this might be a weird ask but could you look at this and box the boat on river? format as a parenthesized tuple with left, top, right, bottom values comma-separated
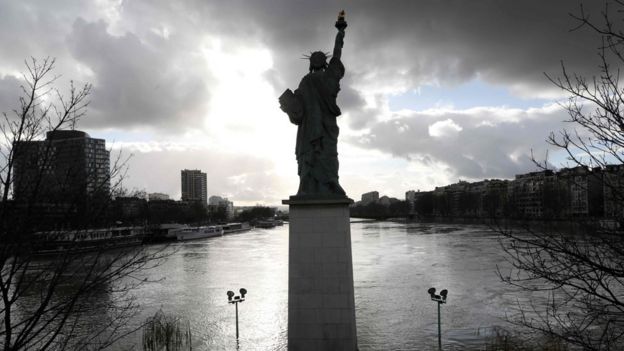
(174, 225, 224, 241)
(255, 220, 277, 228)
(222, 222, 251, 235)
(34, 226, 145, 255)
(147, 223, 190, 242)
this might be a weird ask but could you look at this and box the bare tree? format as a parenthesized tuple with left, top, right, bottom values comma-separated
(0, 58, 166, 350)
(498, 2, 624, 349)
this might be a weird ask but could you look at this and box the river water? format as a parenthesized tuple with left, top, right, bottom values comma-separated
(117, 221, 526, 350)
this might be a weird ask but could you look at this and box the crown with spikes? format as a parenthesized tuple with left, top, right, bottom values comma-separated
(302, 51, 332, 72)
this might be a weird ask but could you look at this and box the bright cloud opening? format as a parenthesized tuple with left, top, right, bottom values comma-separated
(428, 119, 463, 138)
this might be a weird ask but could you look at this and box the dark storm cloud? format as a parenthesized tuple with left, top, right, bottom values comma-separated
(0, 0, 606, 130)
(0, 76, 23, 117)
(351, 106, 570, 180)
(0, 1, 78, 70)
(243, 0, 603, 98)
(66, 19, 212, 130)
(335, 82, 373, 129)
(183, 0, 605, 139)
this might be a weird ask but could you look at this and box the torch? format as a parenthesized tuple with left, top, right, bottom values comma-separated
(335, 10, 347, 30)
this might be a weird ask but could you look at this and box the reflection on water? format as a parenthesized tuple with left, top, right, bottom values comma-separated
(107, 222, 523, 350)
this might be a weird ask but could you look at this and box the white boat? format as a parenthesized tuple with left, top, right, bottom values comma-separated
(35, 226, 145, 255)
(144, 223, 190, 243)
(158, 223, 190, 239)
(174, 226, 224, 241)
(222, 222, 251, 235)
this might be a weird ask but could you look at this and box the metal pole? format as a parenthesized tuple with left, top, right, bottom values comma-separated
(437, 301, 442, 351)
(235, 301, 239, 339)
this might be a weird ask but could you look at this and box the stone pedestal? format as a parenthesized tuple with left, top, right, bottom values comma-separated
(283, 197, 358, 351)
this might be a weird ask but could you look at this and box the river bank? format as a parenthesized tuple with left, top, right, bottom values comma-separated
(353, 215, 619, 234)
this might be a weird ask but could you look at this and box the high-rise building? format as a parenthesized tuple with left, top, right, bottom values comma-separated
(361, 191, 379, 205)
(13, 130, 110, 202)
(181, 169, 207, 204)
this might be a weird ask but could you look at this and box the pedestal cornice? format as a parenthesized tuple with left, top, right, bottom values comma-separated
(282, 195, 354, 206)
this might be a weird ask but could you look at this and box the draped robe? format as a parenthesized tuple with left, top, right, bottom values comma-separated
(287, 56, 346, 196)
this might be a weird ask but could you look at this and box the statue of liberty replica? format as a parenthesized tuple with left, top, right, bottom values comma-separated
(279, 10, 348, 197)
(280, 11, 358, 351)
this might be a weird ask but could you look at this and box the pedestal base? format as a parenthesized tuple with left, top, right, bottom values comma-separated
(283, 197, 358, 351)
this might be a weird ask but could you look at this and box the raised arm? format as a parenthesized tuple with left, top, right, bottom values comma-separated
(333, 10, 347, 60)
(333, 30, 345, 60)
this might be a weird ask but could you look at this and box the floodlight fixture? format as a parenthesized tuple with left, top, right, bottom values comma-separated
(440, 289, 448, 301)
(427, 286, 449, 351)
(226, 288, 248, 340)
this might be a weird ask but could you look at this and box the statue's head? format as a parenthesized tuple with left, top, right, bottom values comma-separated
(308, 51, 329, 72)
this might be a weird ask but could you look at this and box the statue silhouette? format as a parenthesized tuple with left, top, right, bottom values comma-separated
(280, 12, 348, 197)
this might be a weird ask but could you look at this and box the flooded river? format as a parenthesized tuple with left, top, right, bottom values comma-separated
(113, 221, 524, 350)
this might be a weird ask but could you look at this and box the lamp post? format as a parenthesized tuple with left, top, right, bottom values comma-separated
(427, 287, 448, 351)
(227, 288, 247, 340)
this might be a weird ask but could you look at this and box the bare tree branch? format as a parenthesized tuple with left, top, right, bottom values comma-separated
(0, 58, 169, 350)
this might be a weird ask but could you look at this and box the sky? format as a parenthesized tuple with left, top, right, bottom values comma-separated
(0, 0, 609, 205)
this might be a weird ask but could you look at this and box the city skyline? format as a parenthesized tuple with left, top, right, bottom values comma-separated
(0, 1, 606, 205)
